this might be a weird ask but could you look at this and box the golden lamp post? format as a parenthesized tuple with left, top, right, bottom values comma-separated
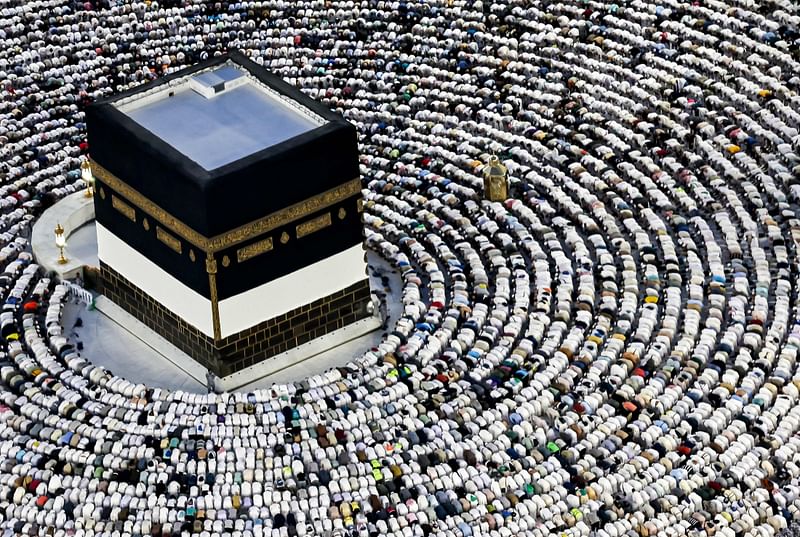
(54, 223, 68, 264)
(81, 160, 95, 198)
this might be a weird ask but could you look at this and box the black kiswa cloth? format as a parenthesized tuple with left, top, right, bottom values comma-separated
(87, 50, 359, 237)
(88, 50, 366, 300)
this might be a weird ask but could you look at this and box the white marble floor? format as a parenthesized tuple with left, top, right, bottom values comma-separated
(61, 249, 402, 393)
(32, 191, 96, 279)
(67, 222, 99, 268)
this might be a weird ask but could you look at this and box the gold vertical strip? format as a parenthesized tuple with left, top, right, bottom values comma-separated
(206, 253, 221, 341)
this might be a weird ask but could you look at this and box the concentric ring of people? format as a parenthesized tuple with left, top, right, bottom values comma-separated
(0, 0, 799, 536)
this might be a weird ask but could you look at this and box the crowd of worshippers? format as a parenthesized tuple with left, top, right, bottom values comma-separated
(0, 1, 800, 537)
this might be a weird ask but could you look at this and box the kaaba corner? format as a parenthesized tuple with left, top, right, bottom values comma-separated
(86, 50, 377, 378)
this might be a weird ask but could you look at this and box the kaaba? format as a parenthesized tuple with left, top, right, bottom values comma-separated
(86, 51, 373, 377)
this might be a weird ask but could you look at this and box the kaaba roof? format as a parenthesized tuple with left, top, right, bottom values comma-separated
(116, 64, 324, 171)
(86, 51, 360, 237)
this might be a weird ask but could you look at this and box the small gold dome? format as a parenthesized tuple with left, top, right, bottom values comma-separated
(483, 155, 508, 202)
(484, 155, 507, 179)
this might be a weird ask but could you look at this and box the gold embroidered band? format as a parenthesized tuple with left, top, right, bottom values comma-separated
(111, 195, 136, 222)
(156, 226, 182, 254)
(91, 159, 361, 253)
(296, 212, 332, 239)
(237, 237, 274, 263)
